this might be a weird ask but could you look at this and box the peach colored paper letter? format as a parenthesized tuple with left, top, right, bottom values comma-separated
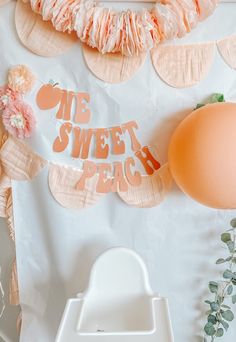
(110, 126, 125, 155)
(124, 157, 142, 187)
(135, 146, 160, 175)
(72, 127, 93, 159)
(111, 162, 128, 192)
(76, 161, 97, 191)
(53, 122, 72, 153)
(74, 93, 91, 124)
(122, 121, 141, 152)
(95, 129, 109, 159)
(96, 163, 112, 193)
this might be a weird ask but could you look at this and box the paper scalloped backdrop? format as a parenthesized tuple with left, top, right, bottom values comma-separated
(150, 42, 215, 88)
(0, 136, 172, 209)
(83, 45, 146, 84)
(15, 0, 77, 57)
(13, 1, 236, 86)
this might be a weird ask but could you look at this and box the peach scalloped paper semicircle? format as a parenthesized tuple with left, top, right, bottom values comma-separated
(15, 0, 77, 57)
(49, 164, 105, 210)
(0, 136, 47, 180)
(83, 44, 146, 84)
(117, 163, 173, 208)
(151, 42, 215, 88)
(217, 35, 236, 69)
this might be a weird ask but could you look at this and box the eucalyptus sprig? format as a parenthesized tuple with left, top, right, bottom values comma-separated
(204, 219, 236, 341)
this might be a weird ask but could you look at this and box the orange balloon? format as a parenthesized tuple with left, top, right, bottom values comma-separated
(168, 102, 236, 208)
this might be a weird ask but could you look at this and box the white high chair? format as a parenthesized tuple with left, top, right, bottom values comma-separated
(56, 247, 174, 342)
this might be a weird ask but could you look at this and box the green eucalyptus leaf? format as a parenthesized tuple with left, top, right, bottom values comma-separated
(221, 233, 232, 243)
(215, 327, 224, 337)
(223, 269, 233, 279)
(204, 322, 216, 336)
(220, 319, 229, 331)
(216, 258, 226, 264)
(208, 314, 217, 324)
(205, 300, 212, 305)
(222, 304, 231, 309)
(232, 294, 236, 304)
(225, 256, 233, 262)
(222, 310, 234, 321)
(230, 218, 236, 228)
(227, 285, 233, 295)
(216, 328, 224, 337)
(227, 241, 235, 253)
(232, 257, 236, 263)
(210, 302, 220, 312)
(209, 282, 218, 293)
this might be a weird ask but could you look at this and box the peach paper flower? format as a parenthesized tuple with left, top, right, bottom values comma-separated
(8, 65, 36, 94)
(0, 85, 22, 111)
(2, 100, 36, 139)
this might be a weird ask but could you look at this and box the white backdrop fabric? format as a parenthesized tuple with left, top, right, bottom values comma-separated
(1, 2, 236, 341)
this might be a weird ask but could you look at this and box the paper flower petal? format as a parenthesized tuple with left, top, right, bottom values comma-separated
(217, 35, 236, 69)
(83, 44, 146, 83)
(151, 42, 215, 88)
(15, 0, 77, 57)
(0, 136, 47, 180)
(49, 164, 105, 209)
(117, 164, 172, 208)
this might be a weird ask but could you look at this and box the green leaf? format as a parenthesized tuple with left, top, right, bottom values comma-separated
(230, 218, 236, 228)
(220, 319, 229, 331)
(210, 93, 225, 103)
(232, 257, 236, 263)
(227, 285, 233, 295)
(195, 103, 205, 110)
(232, 294, 236, 304)
(216, 258, 226, 264)
(210, 302, 220, 312)
(221, 233, 232, 243)
(225, 256, 233, 262)
(222, 310, 234, 321)
(216, 328, 224, 337)
(222, 304, 231, 309)
(227, 241, 235, 252)
(208, 314, 217, 324)
(205, 300, 212, 305)
(223, 269, 233, 279)
(204, 322, 216, 336)
(209, 282, 218, 293)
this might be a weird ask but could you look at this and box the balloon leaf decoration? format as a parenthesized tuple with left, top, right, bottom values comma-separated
(195, 93, 225, 110)
(204, 219, 236, 341)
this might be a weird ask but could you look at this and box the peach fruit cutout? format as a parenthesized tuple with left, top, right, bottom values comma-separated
(168, 102, 236, 209)
(36, 81, 62, 110)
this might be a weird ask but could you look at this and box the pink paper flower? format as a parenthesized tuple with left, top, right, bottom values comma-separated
(8, 65, 36, 94)
(2, 100, 36, 139)
(0, 85, 22, 111)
